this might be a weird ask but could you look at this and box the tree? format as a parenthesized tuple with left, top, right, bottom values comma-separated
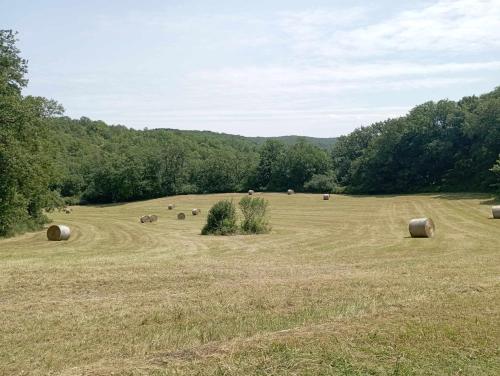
(0, 30, 27, 95)
(304, 172, 337, 193)
(491, 155, 500, 195)
(0, 30, 63, 236)
(255, 140, 286, 190)
(285, 139, 330, 191)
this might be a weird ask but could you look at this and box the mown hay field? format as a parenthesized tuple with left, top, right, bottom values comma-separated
(0, 193, 499, 375)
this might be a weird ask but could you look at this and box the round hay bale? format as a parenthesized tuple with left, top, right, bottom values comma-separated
(287, 189, 294, 195)
(149, 214, 158, 222)
(168, 204, 175, 210)
(47, 225, 71, 241)
(248, 190, 255, 195)
(492, 206, 500, 219)
(140, 215, 151, 223)
(177, 212, 186, 220)
(192, 208, 200, 215)
(408, 218, 435, 238)
(323, 194, 330, 200)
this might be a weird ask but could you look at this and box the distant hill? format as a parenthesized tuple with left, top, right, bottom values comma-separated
(156, 129, 337, 149)
(247, 135, 337, 149)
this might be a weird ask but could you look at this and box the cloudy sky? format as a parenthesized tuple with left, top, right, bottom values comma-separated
(2, 0, 500, 137)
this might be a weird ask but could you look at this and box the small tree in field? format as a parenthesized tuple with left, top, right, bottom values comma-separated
(201, 200, 237, 235)
(239, 197, 270, 234)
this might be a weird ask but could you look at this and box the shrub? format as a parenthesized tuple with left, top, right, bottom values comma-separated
(304, 173, 337, 193)
(201, 200, 237, 235)
(239, 197, 270, 234)
(63, 195, 81, 206)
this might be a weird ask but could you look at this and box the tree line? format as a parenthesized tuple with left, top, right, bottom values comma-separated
(1, 30, 499, 236)
(332, 91, 500, 193)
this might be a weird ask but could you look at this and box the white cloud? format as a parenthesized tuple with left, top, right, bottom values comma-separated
(177, 0, 500, 133)
(281, 0, 500, 58)
(22, 0, 500, 136)
(192, 61, 500, 87)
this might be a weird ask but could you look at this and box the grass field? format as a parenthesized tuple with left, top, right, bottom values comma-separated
(0, 193, 499, 375)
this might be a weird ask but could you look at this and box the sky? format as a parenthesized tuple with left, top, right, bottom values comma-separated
(1, 0, 500, 137)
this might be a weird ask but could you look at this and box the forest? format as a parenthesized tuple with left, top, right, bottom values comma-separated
(1, 30, 500, 236)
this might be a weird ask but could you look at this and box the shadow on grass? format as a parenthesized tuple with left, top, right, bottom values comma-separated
(339, 192, 499, 206)
(342, 192, 491, 199)
(480, 198, 500, 205)
(430, 192, 497, 204)
(81, 202, 128, 208)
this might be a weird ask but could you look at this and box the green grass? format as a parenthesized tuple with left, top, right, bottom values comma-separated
(0, 193, 499, 375)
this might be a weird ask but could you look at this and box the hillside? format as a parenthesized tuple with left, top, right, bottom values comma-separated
(156, 129, 337, 149)
(1, 192, 498, 374)
(247, 135, 337, 149)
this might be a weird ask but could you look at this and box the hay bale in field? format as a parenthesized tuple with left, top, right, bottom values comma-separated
(192, 208, 200, 215)
(323, 194, 330, 200)
(177, 212, 186, 220)
(149, 214, 158, 222)
(248, 190, 255, 195)
(47, 225, 71, 241)
(168, 204, 175, 210)
(408, 218, 435, 238)
(287, 189, 294, 195)
(140, 215, 151, 223)
(492, 206, 500, 219)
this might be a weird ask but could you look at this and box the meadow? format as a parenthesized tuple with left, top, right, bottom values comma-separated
(0, 193, 499, 375)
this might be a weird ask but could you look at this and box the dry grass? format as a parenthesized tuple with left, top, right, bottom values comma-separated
(0, 193, 499, 375)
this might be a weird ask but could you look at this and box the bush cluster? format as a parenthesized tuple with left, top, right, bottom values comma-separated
(201, 200, 238, 235)
(201, 197, 270, 235)
(239, 197, 270, 234)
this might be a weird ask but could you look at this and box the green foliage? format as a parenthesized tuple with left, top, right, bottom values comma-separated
(239, 197, 270, 234)
(304, 172, 337, 193)
(333, 89, 500, 194)
(255, 139, 330, 192)
(255, 140, 287, 190)
(0, 30, 63, 236)
(201, 200, 238, 235)
(285, 139, 331, 191)
(0, 30, 27, 95)
(45, 118, 261, 203)
(247, 135, 337, 149)
(490, 155, 500, 195)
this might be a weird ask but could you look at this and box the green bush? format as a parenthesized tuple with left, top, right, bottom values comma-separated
(304, 173, 337, 193)
(201, 200, 237, 235)
(239, 197, 270, 234)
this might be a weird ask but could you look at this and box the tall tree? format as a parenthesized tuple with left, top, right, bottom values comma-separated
(255, 140, 286, 190)
(0, 30, 63, 236)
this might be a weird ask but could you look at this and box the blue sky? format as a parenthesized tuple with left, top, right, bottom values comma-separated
(2, 0, 499, 137)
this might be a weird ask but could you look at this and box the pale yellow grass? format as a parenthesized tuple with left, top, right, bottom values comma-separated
(0, 193, 499, 375)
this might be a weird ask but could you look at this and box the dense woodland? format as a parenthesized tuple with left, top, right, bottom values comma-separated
(1, 30, 500, 236)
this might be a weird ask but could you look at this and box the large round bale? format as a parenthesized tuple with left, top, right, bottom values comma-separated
(140, 215, 151, 223)
(248, 190, 255, 195)
(492, 206, 500, 219)
(287, 189, 294, 195)
(323, 194, 330, 200)
(149, 214, 158, 222)
(408, 218, 435, 238)
(47, 225, 71, 241)
(192, 208, 201, 216)
(177, 212, 186, 220)
(168, 204, 175, 210)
